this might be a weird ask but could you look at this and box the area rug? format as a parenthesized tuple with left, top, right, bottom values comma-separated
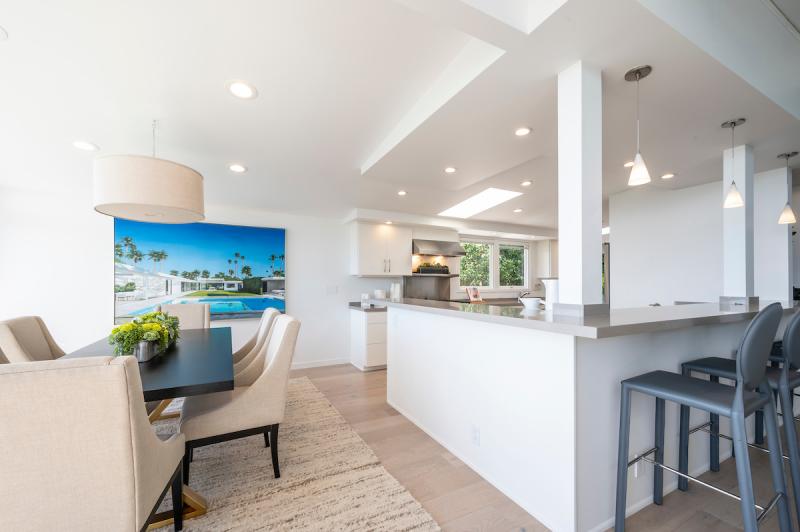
(152, 377, 439, 531)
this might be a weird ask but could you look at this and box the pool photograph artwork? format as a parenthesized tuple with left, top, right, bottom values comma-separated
(114, 219, 286, 322)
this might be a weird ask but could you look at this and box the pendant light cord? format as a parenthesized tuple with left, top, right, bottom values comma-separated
(730, 123, 736, 185)
(635, 75, 640, 153)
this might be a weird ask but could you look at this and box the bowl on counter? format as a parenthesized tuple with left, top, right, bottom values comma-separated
(518, 296, 543, 311)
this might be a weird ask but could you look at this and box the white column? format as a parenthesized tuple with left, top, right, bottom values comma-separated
(556, 61, 603, 312)
(722, 144, 754, 298)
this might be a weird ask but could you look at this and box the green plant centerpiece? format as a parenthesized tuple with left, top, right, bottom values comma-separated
(109, 311, 180, 360)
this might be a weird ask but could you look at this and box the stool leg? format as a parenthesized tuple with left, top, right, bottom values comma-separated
(654, 397, 665, 505)
(678, 404, 690, 491)
(615, 385, 633, 532)
(731, 411, 758, 532)
(756, 409, 765, 445)
(778, 383, 800, 528)
(762, 385, 792, 532)
(709, 375, 720, 472)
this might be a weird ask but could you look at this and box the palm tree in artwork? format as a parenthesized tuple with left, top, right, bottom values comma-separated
(130, 250, 143, 264)
(228, 269, 234, 278)
(278, 254, 285, 272)
(169, 270, 179, 277)
(240, 265, 252, 278)
(268, 254, 277, 276)
(233, 252, 241, 277)
(201, 269, 210, 279)
(114, 243, 124, 262)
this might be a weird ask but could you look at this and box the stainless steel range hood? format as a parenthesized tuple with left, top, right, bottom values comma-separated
(412, 239, 465, 257)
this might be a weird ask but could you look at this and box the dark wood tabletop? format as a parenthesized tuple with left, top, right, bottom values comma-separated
(65, 327, 234, 402)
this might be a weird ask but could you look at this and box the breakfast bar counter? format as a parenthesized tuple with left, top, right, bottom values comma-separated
(385, 299, 796, 531)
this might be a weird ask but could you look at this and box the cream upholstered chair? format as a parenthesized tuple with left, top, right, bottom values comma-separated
(233, 308, 280, 386)
(0, 316, 65, 363)
(0, 356, 186, 531)
(161, 303, 210, 329)
(232, 308, 275, 363)
(180, 314, 300, 483)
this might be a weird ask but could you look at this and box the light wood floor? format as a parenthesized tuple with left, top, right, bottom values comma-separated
(291, 364, 796, 531)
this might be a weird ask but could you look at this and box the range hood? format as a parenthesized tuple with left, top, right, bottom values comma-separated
(412, 239, 465, 257)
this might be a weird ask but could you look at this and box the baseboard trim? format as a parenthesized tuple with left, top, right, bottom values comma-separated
(291, 357, 350, 369)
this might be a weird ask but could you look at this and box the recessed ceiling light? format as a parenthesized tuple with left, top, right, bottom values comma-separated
(513, 208, 523, 213)
(73, 140, 99, 151)
(397, 190, 407, 196)
(520, 180, 532, 187)
(623, 161, 634, 168)
(228, 163, 247, 173)
(602, 226, 610, 235)
(661, 173, 675, 179)
(225, 80, 258, 99)
(384, 220, 393, 225)
(515, 127, 531, 137)
(439, 188, 523, 219)
(444, 167, 457, 174)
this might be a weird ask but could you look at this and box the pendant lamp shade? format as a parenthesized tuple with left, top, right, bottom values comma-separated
(778, 202, 797, 225)
(93, 155, 205, 223)
(723, 181, 744, 209)
(628, 152, 651, 186)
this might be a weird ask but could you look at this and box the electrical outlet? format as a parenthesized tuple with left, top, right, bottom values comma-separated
(471, 425, 481, 446)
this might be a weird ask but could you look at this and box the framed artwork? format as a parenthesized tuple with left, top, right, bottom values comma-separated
(114, 219, 285, 322)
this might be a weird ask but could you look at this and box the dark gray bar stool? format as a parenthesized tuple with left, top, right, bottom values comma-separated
(615, 303, 792, 532)
(681, 309, 800, 526)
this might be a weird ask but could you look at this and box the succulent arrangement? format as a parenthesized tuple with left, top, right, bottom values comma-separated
(108, 311, 180, 356)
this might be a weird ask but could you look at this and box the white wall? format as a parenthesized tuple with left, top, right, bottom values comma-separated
(0, 185, 392, 367)
(609, 170, 794, 308)
(609, 181, 722, 307)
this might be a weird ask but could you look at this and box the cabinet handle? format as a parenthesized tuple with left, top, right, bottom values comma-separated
(383, 259, 387, 273)
(388, 258, 391, 272)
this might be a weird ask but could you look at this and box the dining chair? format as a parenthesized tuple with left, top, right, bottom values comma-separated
(234, 308, 280, 386)
(161, 303, 210, 329)
(232, 308, 276, 363)
(148, 303, 211, 422)
(0, 356, 186, 531)
(180, 314, 301, 483)
(0, 316, 65, 363)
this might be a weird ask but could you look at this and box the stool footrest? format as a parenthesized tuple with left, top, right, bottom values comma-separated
(690, 423, 791, 461)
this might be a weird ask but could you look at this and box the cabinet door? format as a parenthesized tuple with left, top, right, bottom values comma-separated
(353, 223, 389, 275)
(385, 226, 412, 275)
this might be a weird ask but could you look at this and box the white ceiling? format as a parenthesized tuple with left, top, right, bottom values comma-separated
(1, 0, 799, 231)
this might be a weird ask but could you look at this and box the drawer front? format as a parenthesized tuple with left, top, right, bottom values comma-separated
(365, 342, 387, 367)
(366, 322, 386, 344)
(366, 311, 387, 324)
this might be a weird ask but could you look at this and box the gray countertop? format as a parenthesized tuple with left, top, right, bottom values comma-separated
(379, 298, 797, 339)
(348, 302, 388, 312)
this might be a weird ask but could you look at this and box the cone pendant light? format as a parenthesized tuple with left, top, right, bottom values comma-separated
(777, 152, 798, 224)
(721, 118, 745, 209)
(624, 66, 652, 186)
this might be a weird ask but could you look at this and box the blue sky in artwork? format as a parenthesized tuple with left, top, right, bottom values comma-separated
(114, 219, 285, 277)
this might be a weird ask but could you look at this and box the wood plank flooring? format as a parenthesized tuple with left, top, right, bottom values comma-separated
(291, 364, 795, 531)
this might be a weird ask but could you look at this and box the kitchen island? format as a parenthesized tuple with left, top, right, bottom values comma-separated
(384, 298, 796, 531)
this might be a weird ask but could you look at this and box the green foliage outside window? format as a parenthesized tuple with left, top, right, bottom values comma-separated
(499, 245, 525, 286)
(460, 243, 490, 286)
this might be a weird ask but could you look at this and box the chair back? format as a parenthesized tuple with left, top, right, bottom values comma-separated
(161, 303, 210, 329)
(250, 314, 300, 420)
(0, 356, 151, 530)
(0, 316, 65, 363)
(233, 308, 280, 377)
(736, 303, 783, 390)
(781, 309, 800, 369)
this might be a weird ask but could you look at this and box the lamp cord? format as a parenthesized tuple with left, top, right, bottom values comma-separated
(635, 75, 640, 153)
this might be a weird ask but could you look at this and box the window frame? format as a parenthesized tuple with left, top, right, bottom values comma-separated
(457, 237, 531, 293)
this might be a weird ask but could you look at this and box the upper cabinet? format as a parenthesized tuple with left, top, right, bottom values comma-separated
(349, 222, 412, 276)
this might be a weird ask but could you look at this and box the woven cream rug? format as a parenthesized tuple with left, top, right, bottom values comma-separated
(152, 377, 439, 531)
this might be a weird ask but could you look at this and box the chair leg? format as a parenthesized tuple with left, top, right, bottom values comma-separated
(678, 404, 690, 491)
(756, 409, 765, 445)
(778, 383, 800, 528)
(763, 386, 793, 532)
(189, 448, 194, 462)
(270, 424, 280, 478)
(732, 411, 759, 532)
(614, 385, 632, 532)
(183, 446, 191, 485)
(172, 464, 184, 531)
(264, 429, 270, 448)
(654, 397, 665, 505)
(709, 375, 721, 472)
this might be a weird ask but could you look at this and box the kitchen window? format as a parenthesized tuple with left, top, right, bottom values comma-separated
(459, 239, 529, 290)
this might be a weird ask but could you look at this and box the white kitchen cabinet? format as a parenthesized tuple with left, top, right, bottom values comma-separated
(350, 308, 387, 371)
(349, 222, 411, 276)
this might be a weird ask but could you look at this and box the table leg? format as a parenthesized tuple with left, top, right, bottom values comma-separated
(148, 399, 180, 423)
(148, 485, 207, 530)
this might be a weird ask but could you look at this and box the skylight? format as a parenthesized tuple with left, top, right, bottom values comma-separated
(438, 188, 523, 219)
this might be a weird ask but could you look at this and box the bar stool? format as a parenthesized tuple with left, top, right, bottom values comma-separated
(615, 303, 792, 532)
(681, 309, 800, 525)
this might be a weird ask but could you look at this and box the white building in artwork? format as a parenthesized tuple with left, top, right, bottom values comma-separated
(114, 263, 243, 303)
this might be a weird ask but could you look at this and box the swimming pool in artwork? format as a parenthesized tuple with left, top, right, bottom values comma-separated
(130, 296, 285, 318)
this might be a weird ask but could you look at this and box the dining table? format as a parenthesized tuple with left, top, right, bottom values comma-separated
(64, 326, 235, 530)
